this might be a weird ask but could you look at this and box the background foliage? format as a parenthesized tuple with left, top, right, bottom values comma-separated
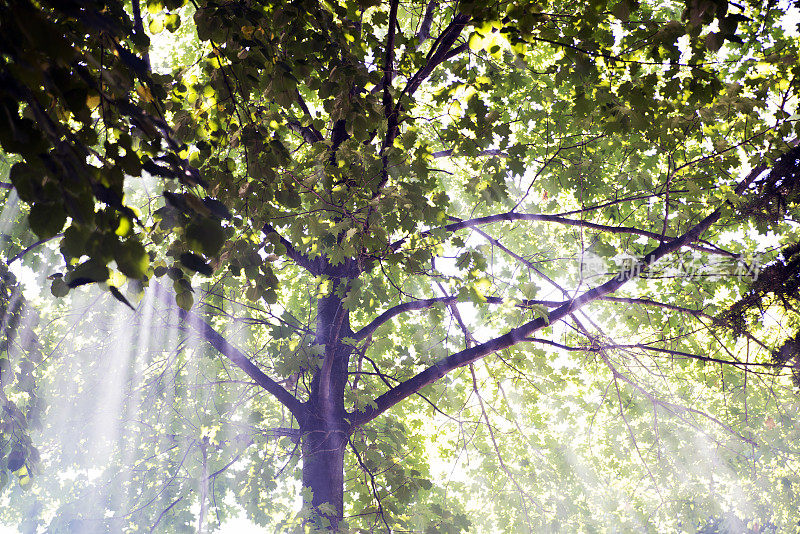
(1, 0, 800, 531)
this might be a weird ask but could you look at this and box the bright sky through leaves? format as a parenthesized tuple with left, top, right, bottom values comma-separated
(1, 0, 800, 531)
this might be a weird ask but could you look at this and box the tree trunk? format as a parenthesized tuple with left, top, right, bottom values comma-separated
(301, 287, 353, 530)
(301, 415, 349, 530)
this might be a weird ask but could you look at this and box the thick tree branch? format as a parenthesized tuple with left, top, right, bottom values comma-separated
(377, 0, 401, 193)
(151, 282, 303, 418)
(441, 42, 468, 62)
(262, 223, 319, 275)
(382, 0, 399, 121)
(354, 297, 453, 341)
(348, 168, 763, 427)
(368, 11, 468, 99)
(416, 1, 438, 48)
(287, 120, 324, 144)
(130, 0, 151, 70)
(369, 10, 469, 196)
(404, 13, 470, 98)
(293, 90, 324, 142)
(262, 222, 360, 278)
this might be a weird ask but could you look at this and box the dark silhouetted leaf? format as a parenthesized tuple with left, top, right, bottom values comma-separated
(179, 252, 213, 275)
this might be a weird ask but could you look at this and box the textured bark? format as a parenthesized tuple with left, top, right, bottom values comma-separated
(301, 288, 353, 529)
(301, 414, 349, 529)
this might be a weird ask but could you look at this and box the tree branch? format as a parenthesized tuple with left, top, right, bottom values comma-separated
(404, 13, 470, 98)
(293, 90, 324, 142)
(348, 167, 763, 427)
(151, 282, 303, 418)
(442, 42, 468, 62)
(368, 11, 468, 99)
(149, 497, 183, 533)
(262, 223, 319, 275)
(469, 364, 539, 522)
(130, 0, 151, 70)
(621, 343, 782, 370)
(354, 297, 453, 341)
(382, 0, 399, 121)
(349, 437, 391, 531)
(377, 0, 401, 193)
(416, 1, 438, 48)
(6, 233, 63, 265)
(526, 338, 779, 371)
(262, 221, 360, 278)
(431, 148, 507, 158)
(352, 295, 564, 341)
(598, 296, 708, 317)
(287, 120, 324, 144)
(389, 211, 732, 256)
(441, 212, 732, 256)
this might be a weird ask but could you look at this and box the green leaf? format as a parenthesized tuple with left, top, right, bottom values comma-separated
(202, 197, 232, 219)
(28, 202, 66, 240)
(179, 252, 213, 276)
(9, 162, 41, 202)
(264, 289, 278, 304)
(6, 450, 24, 472)
(109, 286, 135, 310)
(149, 18, 164, 33)
(114, 239, 149, 279)
(175, 290, 193, 310)
(186, 218, 226, 256)
(66, 259, 109, 287)
(50, 278, 69, 298)
(530, 304, 550, 324)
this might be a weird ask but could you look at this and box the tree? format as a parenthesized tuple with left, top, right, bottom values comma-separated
(1, 0, 800, 531)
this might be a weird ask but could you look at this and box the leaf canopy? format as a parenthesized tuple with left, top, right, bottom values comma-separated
(0, 0, 799, 531)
